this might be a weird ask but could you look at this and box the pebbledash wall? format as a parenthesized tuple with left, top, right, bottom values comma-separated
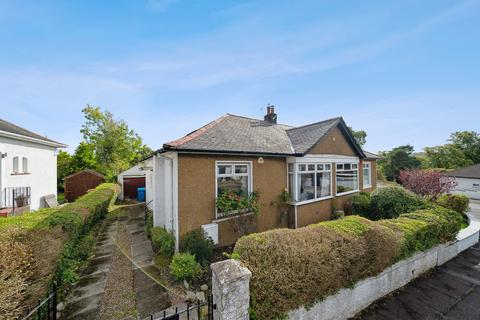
(0, 136, 58, 210)
(210, 219, 480, 320)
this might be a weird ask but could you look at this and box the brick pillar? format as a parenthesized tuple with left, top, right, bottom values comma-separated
(211, 259, 251, 320)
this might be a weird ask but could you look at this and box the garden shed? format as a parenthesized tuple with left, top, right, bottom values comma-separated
(64, 169, 105, 202)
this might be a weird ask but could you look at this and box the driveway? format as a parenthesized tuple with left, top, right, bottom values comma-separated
(356, 201, 480, 320)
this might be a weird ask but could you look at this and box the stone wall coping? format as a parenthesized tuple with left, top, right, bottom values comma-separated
(211, 259, 252, 285)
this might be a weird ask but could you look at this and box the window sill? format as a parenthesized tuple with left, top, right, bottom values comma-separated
(291, 196, 333, 206)
(363, 185, 372, 189)
(213, 211, 254, 222)
(336, 190, 360, 197)
(11, 173, 31, 176)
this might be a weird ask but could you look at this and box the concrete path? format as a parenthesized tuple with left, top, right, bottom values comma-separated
(357, 204, 480, 320)
(127, 205, 170, 319)
(62, 218, 118, 319)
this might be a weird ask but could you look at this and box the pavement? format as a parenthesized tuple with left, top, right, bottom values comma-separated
(356, 201, 480, 320)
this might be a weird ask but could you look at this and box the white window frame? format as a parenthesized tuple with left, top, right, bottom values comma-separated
(287, 162, 333, 205)
(336, 162, 359, 196)
(12, 156, 19, 174)
(214, 161, 253, 219)
(22, 156, 29, 174)
(362, 161, 371, 189)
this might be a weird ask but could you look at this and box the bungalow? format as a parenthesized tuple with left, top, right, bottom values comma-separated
(144, 107, 379, 248)
(0, 118, 66, 212)
(445, 164, 480, 200)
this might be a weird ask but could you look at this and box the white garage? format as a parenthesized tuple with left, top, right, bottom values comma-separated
(446, 164, 480, 200)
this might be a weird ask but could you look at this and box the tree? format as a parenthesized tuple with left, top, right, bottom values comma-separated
(399, 169, 456, 200)
(80, 105, 152, 180)
(348, 127, 367, 147)
(449, 131, 480, 164)
(71, 142, 97, 172)
(378, 145, 421, 182)
(423, 144, 473, 169)
(57, 150, 73, 190)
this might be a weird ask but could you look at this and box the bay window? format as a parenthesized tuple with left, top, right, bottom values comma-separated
(336, 163, 359, 194)
(363, 162, 371, 188)
(288, 163, 332, 203)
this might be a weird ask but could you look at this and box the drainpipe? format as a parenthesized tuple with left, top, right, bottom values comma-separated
(0, 152, 5, 208)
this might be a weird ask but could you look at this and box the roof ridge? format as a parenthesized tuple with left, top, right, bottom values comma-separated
(164, 114, 230, 148)
(226, 113, 294, 127)
(287, 116, 342, 132)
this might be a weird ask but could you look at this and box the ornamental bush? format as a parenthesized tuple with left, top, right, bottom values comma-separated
(235, 207, 463, 319)
(169, 253, 202, 282)
(351, 192, 371, 216)
(180, 228, 214, 266)
(367, 186, 425, 220)
(435, 194, 470, 215)
(151, 227, 175, 257)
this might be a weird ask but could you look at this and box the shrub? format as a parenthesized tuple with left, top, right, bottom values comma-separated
(351, 192, 371, 216)
(169, 253, 202, 282)
(180, 228, 214, 266)
(151, 227, 175, 257)
(235, 208, 463, 319)
(367, 186, 425, 220)
(436, 194, 470, 215)
(0, 183, 119, 316)
(399, 169, 456, 200)
(145, 210, 153, 238)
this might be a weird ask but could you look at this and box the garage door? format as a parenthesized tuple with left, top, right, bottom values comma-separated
(123, 177, 146, 200)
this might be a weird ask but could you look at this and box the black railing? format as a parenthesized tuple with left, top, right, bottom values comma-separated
(22, 284, 57, 320)
(146, 295, 216, 320)
(3, 186, 31, 213)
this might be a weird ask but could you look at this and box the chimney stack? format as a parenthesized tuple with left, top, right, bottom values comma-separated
(264, 104, 277, 124)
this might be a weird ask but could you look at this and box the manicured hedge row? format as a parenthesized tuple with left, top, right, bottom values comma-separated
(0, 183, 119, 318)
(234, 206, 463, 319)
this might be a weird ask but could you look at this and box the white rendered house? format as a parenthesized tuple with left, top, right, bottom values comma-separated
(0, 119, 66, 211)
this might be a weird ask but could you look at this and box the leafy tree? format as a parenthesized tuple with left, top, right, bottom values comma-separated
(57, 150, 73, 190)
(399, 169, 456, 200)
(71, 142, 97, 172)
(348, 127, 367, 147)
(80, 105, 152, 180)
(448, 131, 480, 164)
(378, 145, 421, 182)
(423, 144, 473, 169)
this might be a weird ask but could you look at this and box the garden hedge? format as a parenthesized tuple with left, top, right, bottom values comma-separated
(0, 183, 119, 318)
(235, 206, 463, 319)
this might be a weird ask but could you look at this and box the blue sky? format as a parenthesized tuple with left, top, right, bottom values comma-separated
(1, 0, 479, 153)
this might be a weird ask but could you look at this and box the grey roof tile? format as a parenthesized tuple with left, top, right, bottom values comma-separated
(163, 114, 364, 157)
(445, 164, 480, 179)
(0, 118, 66, 146)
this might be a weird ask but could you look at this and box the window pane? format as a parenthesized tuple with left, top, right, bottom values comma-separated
(297, 172, 315, 201)
(336, 170, 358, 193)
(352, 163, 358, 169)
(288, 173, 294, 196)
(344, 163, 351, 170)
(235, 165, 248, 174)
(22, 157, 28, 173)
(217, 176, 248, 195)
(299, 164, 307, 171)
(308, 164, 315, 171)
(325, 164, 331, 171)
(336, 163, 343, 170)
(288, 163, 294, 173)
(316, 172, 331, 198)
(363, 168, 371, 186)
(317, 164, 323, 171)
(13, 157, 18, 173)
(218, 165, 232, 175)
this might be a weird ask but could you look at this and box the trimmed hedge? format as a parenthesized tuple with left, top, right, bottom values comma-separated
(353, 186, 426, 220)
(0, 183, 118, 317)
(435, 194, 470, 215)
(235, 207, 463, 319)
(151, 226, 175, 258)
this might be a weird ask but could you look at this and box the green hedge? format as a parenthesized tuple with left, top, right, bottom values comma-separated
(435, 194, 470, 215)
(235, 207, 463, 319)
(0, 183, 119, 316)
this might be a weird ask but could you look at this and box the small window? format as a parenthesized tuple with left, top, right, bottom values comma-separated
(363, 162, 371, 187)
(13, 157, 19, 173)
(336, 162, 359, 194)
(22, 157, 28, 173)
(217, 165, 232, 175)
(235, 165, 248, 174)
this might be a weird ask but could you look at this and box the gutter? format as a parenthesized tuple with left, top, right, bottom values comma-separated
(0, 130, 67, 148)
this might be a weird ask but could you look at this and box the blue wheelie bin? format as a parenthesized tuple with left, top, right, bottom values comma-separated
(137, 187, 146, 202)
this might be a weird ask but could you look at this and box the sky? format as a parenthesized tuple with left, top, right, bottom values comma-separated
(0, 0, 479, 153)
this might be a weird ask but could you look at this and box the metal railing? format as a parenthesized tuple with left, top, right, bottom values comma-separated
(2, 186, 31, 213)
(146, 295, 216, 320)
(22, 284, 57, 320)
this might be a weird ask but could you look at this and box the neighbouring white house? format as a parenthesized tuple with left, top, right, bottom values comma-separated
(0, 118, 66, 212)
(446, 164, 480, 200)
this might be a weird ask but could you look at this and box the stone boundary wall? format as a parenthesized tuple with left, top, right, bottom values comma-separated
(288, 219, 480, 320)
